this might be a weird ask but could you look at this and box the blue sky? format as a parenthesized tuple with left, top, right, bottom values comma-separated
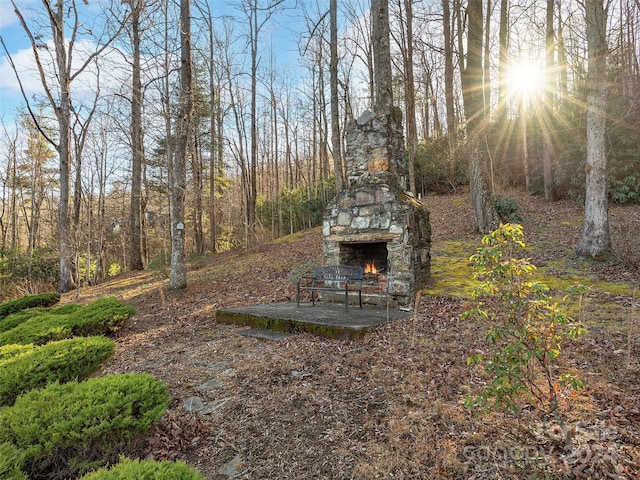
(0, 0, 308, 131)
(0, 0, 33, 122)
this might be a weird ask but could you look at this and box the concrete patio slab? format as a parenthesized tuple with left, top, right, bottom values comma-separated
(215, 302, 412, 341)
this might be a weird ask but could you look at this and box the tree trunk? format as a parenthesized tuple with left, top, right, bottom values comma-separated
(371, 0, 393, 114)
(442, 0, 456, 174)
(192, 134, 204, 255)
(130, 0, 144, 270)
(52, 1, 76, 292)
(483, 0, 491, 119)
(169, 0, 192, 289)
(461, 0, 498, 233)
(542, 0, 555, 200)
(498, 0, 508, 109)
(401, 0, 417, 194)
(557, 3, 569, 103)
(330, 0, 344, 192)
(577, 0, 611, 259)
(249, 0, 258, 237)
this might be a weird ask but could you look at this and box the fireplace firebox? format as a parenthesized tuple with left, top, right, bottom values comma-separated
(340, 242, 388, 273)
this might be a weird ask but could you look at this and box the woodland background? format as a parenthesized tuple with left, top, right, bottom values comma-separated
(0, 0, 639, 299)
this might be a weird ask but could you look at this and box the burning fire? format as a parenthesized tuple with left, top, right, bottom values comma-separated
(364, 261, 378, 274)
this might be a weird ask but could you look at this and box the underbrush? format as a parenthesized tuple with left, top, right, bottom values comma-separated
(613, 211, 640, 271)
(0, 297, 134, 346)
(0, 336, 115, 406)
(0, 292, 60, 320)
(0, 373, 169, 479)
(79, 457, 206, 480)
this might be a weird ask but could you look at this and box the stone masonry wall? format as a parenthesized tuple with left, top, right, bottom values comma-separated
(323, 175, 430, 305)
(344, 109, 405, 189)
(323, 108, 431, 306)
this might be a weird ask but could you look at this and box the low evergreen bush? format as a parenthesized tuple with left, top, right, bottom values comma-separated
(0, 442, 27, 480)
(0, 297, 135, 346)
(80, 457, 206, 480)
(493, 194, 523, 223)
(0, 336, 115, 406)
(0, 343, 32, 360)
(0, 292, 60, 320)
(0, 373, 169, 479)
(0, 304, 81, 334)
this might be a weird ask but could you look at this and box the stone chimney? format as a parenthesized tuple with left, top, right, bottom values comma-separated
(322, 108, 431, 307)
(344, 109, 406, 190)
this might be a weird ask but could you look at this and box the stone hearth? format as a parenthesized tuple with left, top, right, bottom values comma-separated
(323, 110, 431, 306)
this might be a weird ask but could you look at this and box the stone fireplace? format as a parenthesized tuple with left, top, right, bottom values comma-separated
(323, 110, 431, 306)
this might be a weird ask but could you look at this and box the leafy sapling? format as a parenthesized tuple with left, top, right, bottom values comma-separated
(463, 223, 586, 446)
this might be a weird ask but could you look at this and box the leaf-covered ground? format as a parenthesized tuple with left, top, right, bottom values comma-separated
(74, 191, 640, 479)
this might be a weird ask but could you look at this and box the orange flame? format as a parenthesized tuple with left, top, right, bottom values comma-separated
(364, 261, 378, 274)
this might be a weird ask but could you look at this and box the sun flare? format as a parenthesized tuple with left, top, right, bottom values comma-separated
(507, 61, 544, 100)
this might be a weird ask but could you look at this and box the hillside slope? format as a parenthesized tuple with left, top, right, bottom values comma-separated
(67, 191, 640, 479)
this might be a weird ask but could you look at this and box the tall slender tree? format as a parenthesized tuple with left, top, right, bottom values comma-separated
(371, 0, 393, 114)
(169, 0, 193, 289)
(330, 0, 344, 192)
(576, 0, 611, 258)
(125, 0, 145, 270)
(442, 0, 457, 161)
(541, 0, 556, 200)
(399, 0, 417, 194)
(4, 0, 127, 292)
(243, 0, 285, 243)
(461, 0, 498, 233)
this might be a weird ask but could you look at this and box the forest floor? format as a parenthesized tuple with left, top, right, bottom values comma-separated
(69, 190, 640, 479)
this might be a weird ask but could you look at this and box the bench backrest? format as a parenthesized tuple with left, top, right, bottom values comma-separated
(313, 265, 364, 281)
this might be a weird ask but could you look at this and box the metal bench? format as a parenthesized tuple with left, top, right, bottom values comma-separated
(296, 265, 364, 310)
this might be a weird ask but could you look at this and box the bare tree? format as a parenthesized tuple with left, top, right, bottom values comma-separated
(442, 0, 457, 164)
(576, 0, 612, 258)
(3, 0, 128, 292)
(330, 0, 345, 192)
(371, 0, 393, 113)
(242, 0, 286, 242)
(169, 0, 193, 289)
(123, 0, 145, 270)
(461, 0, 498, 233)
(194, 0, 223, 253)
(541, 0, 556, 200)
(395, 0, 417, 194)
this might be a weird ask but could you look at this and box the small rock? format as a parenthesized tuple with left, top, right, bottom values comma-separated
(219, 455, 244, 478)
(184, 397, 205, 413)
(201, 397, 233, 415)
(207, 361, 230, 370)
(199, 378, 225, 390)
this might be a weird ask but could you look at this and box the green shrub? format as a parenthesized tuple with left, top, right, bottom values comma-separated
(0, 373, 169, 479)
(463, 223, 585, 445)
(414, 136, 468, 195)
(0, 292, 60, 320)
(80, 457, 206, 480)
(0, 442, 27, 480)
(493, 194, 523, 223)
(0, 336, 115, 406)
(0, 304, 81, 334)
(0, 344, 32, 361)
(0, 297, 135, 346)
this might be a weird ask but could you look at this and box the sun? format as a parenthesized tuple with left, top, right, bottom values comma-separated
(507, 60, 544, 101)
